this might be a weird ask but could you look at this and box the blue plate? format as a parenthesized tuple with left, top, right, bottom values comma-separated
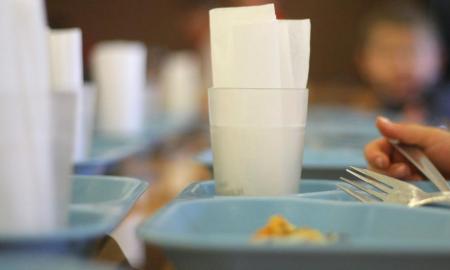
(0, 175, 147, 250)
(138, 197, 450, 270)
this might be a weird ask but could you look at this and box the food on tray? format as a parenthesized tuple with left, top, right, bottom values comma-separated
(252, 215, 336, 244)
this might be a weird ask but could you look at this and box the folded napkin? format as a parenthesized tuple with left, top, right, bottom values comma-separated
(278, 19, 311, 88)
(209, 4, 310, 88)
(210, 4, 276, 87)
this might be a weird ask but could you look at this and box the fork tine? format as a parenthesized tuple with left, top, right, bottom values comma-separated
(346, 168, 392, 193)
(337, 184, 374, 203)
(349, 167, 410, 189)
(340, 177, 386, 200)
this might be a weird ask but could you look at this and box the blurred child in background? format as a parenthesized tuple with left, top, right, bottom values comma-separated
(356, 2, 450, 125)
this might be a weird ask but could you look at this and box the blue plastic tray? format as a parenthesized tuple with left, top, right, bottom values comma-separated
(0, 253, 118, 270)
(74, 133, 151, 175)
(138, 178, 450, 269)
(0, 175, 147, 252)
(138, 196, 450, 270)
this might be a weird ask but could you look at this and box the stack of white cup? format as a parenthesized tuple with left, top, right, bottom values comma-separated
(49, 28, 94, 163)
(209, 4, 311, 196)
(0, 0, 61, 234)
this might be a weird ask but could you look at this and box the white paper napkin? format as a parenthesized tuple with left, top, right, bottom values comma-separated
(228, 22, 281, 88)
(209, 4, 310, 89)
(278, 19, 310, 88)
(209, 4, 276, 87)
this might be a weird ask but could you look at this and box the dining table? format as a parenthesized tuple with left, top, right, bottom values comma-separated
(12, 97, 448, 270)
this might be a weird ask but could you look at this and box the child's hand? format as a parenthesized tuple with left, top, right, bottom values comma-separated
(364, 117, 450, 180)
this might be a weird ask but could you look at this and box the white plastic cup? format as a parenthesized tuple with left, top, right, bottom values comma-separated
(50, 91, 77, 226)
(91, 41, 147, 135)
(208, 88, 309, 196)
(160, 52, 202, 125)
(79, 83, 97, 160)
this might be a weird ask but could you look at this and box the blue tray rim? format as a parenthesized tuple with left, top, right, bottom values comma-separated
(0, 175, 148, 243)
(176, 179, 343, 200)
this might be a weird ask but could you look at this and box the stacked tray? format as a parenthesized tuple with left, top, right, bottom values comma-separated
(1, 175, 148, 255)
(138, 179, 450, 270)
(74, 132, 152, 175)
(74, 115, 183, 175)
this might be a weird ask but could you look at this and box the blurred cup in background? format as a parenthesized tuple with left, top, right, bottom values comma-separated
(159, 51, 202, 126)
(91, 41, 147, 136)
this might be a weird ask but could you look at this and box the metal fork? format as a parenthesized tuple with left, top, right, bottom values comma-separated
(389, 140, 450, 192)
(338, 167, 450, 207)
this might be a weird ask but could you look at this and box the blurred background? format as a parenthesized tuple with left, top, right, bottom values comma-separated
(46, 0, 450, 118)
(41, 1, 450, 268)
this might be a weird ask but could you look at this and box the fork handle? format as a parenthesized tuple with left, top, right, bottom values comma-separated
(389, 140, 450, 192)
(416, 192, 450, 207)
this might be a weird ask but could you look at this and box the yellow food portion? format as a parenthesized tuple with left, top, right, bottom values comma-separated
(253, 215, 329, 244)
